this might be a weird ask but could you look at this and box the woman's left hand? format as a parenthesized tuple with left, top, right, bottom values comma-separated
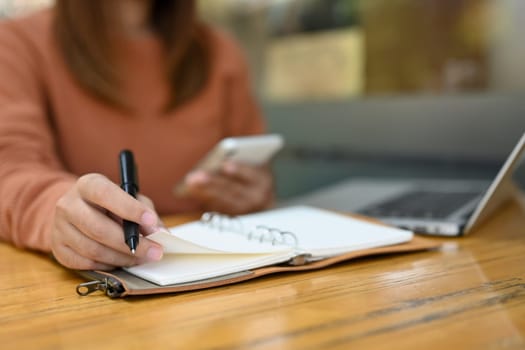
(182, 161, 275, 215)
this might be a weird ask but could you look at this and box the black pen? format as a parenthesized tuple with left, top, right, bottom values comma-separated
(119, 150, 140, 254)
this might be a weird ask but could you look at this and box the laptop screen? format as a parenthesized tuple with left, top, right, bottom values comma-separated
(464, 132, 525, 233)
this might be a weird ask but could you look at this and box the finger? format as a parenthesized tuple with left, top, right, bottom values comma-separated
(185, 168, 275, 214)
(220, 161, 262, 184)
(137, 194, 167, 234)
(53, 243, 115, 270)
(214, 166, 274, 210)
(77, 208, 164, 262)
(137, 194, 155, 210)
(221, 163, 275, 199)
(58, 195, 164, 262)
(55, 216, 140, 267)
(104, 193, 166, 236)
(187, 174, 256, 214)
(187, 171, 247, 203)
(76, 173, 160, 228)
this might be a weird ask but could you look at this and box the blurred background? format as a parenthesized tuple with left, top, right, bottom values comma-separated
(3, 0, 525, 198)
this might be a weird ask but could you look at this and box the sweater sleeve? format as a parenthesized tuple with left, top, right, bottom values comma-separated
(0, 20, 76, 252)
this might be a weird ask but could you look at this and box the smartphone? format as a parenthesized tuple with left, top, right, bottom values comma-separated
(194, 134, 284, 173)
(174, 134, 284, 195)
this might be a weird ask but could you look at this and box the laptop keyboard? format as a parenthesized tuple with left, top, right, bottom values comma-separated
(359, 190, 480, 219)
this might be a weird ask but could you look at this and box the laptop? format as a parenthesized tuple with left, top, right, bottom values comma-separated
(283, 132, 525, 236)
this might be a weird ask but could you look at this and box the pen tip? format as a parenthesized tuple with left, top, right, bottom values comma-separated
(131, 249, 136, 255)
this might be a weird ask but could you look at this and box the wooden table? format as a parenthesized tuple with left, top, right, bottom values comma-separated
(1, 200, 524, 349)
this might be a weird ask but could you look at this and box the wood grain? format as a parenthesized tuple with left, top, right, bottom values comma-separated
(0, 201, 524, 349)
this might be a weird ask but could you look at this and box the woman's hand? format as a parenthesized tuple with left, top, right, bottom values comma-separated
(51, 173, 165, 270)
(182, 161, 275, 215)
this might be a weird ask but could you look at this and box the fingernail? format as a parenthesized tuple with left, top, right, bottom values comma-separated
(146, 246, 163, 261)
(142, 225, 162, 235)
(141, 211, 157, 226)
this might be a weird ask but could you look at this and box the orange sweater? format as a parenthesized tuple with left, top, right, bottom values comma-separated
(0, 9, 265, 252)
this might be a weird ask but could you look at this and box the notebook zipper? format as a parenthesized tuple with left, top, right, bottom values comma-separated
(76, 273, 125, 298)
(76, 279, 108, 296)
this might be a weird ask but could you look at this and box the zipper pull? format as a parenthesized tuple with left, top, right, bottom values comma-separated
(76, 279, 108, 296)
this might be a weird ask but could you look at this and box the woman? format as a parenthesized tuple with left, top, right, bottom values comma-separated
(0, 0, 274, 270)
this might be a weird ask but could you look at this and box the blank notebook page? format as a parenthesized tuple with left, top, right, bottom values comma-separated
(238, 206, 413, 257)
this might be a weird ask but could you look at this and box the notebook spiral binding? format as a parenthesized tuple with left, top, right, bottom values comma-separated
(200, 212, 299, 248)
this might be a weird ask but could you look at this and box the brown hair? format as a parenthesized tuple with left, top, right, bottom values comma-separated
(53, 0, 210, 110)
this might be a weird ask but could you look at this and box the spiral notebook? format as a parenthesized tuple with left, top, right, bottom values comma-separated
(124, 206, 415, 286)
